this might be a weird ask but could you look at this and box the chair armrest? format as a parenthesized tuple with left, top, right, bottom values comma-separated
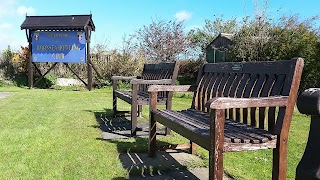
(131, 79, 172, 85)
(206, 96, 289, 109)
(148, 85, 197, 92)
(111, 76, 137, 81)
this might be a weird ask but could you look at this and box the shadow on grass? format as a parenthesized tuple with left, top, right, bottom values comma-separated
(90, 109, 202, 180)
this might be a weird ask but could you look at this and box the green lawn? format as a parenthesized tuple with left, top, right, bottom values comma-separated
(0, 87, 310, 179)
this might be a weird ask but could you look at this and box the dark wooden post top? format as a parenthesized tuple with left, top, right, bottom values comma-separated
(297, 88, 320, 116)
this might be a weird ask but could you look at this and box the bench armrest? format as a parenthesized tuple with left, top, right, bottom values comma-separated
(148, 85, 197, 92)
(206, 96, 289, 109)
(111, 76, 137, 81)
(131, 79, 173, 85)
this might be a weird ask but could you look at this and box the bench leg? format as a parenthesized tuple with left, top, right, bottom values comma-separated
(272, 141, 287, 180)
(112, 92, 117, 117)
(131, 103, 137, 137)
(209, 109, 225, 180)
(148, 110, 157, 158)
(165, 127, 171, 135)
(138, 105, 142, 117)
(190, 141, 198, 155)
(165, 96, 172, 136)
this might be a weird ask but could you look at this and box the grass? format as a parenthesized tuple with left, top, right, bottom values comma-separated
(0, 87, 310, 179)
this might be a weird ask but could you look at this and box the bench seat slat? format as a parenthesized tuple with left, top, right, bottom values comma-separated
(187, 109, 277, 140)
(155, 109, 277, 146)
(115, 90, 167, 105)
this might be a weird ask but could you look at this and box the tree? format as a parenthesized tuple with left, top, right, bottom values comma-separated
(269, 15, 320, 90)
(187, 15, 238, 58)
(228, 0, 273, 62)
(132, 19, 189, 62)
(228, 16, 273, 62)
(228, 13, 320, 90)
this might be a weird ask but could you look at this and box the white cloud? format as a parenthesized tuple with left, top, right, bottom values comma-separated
(0, 2, 33, 50)
(17, 6, 35, 16)
(175, 10, 192, 21)
(0, 32, 27, 50)
(0, 0, 17, 17)
(0, 23, 13, 30)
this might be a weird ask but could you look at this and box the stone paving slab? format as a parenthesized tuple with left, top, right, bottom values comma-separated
(119, 150, 231, 180)
(0, 92, 13, 100)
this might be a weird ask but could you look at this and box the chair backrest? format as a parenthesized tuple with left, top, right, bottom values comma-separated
(139, 61, 179, 95)
(191, 58, 304, 134)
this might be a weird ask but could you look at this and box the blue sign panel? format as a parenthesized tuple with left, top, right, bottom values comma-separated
(31, 31, 86, 63)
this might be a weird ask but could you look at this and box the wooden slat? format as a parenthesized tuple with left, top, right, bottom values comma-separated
(203, 60, 296, 74)
(156, 109, 277, 146)
(250, 74, 266, 127)
(201, 73, 215, 112)
(268, 74, 286, 131)
(192, 63, 206, 109)
(217, 73, 230, 97)
(228, 73, 243, 119)
(223, 73, 236, 97)
(206, 73, 219, 111)
(242, 74, 258, 124)
(197, 73, 210, 111)
(235, 74, 250, 121)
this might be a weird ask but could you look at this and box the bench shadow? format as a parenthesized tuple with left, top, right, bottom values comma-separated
(88, 109, 203, 180)
(96, 137, 202, 180)
(88, 109, 167, 139)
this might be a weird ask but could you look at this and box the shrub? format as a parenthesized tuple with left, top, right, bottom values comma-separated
(35, 72, 57, 89)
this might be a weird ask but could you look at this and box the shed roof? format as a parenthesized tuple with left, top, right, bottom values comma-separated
(21, 15, 95, 31)
(219, 33, 234, 40)
(206, 33, 234, 50)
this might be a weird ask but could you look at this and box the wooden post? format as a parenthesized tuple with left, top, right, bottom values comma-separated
(112, 79, 118, 117)
(148, 91, 157, 157)
(87, 38, 92, 91)
(27, 30, 33, 89)
(131, 83, 138, 136)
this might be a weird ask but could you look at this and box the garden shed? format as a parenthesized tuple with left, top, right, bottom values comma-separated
(205, 33, 233, 63)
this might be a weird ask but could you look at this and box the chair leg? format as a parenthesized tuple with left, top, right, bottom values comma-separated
(272, 143, 287, 180)
(148, 111, 157, 158)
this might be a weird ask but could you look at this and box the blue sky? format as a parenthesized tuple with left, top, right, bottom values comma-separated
(0, 0, 319, 51)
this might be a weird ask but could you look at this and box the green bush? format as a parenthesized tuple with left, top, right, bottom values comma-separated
(35, 72, 57, 89)
(14, 75, 28, 87)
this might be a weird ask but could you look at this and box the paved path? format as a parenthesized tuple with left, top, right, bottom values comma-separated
(0, 92, 13, 100)
(99, 115, 233, 179)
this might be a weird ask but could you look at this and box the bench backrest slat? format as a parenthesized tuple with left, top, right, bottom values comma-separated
(140, 62, 179, 97)
(191, 59, 302, 133)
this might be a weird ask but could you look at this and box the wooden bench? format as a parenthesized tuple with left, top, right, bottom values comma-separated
(148, 58, 304, 180)
(112, 62, 179, 136)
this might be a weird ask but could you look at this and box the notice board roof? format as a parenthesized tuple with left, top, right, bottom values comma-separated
(21, 14, 95, 31)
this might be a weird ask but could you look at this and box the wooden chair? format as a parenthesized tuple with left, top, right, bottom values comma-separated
(112, 61, 179, 136)
(148, 58, 304, 180)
